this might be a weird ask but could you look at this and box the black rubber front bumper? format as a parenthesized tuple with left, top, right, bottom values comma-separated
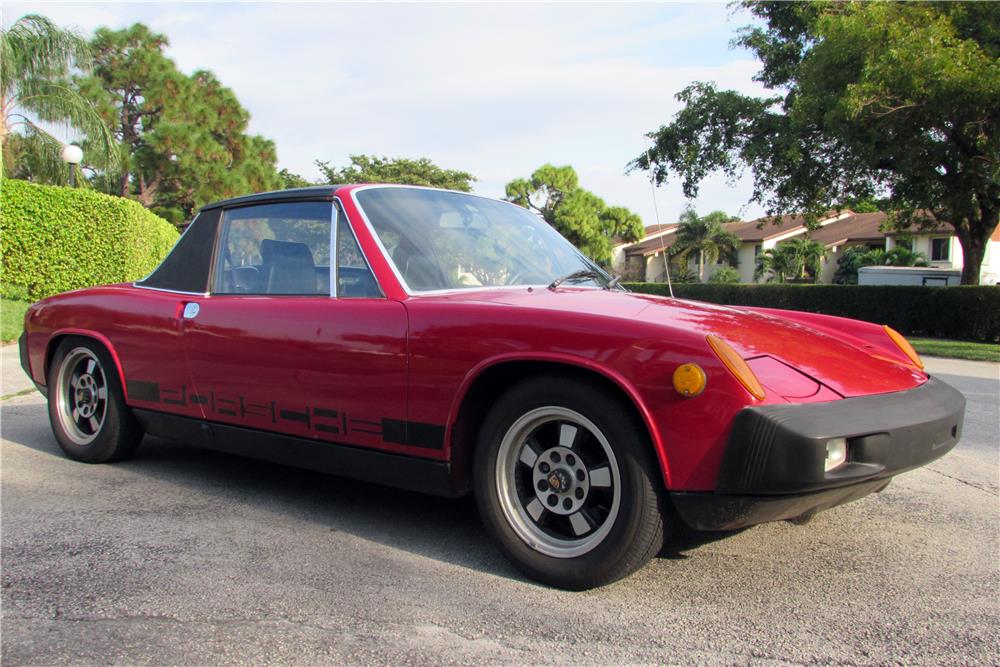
(672, 376, 965, 530)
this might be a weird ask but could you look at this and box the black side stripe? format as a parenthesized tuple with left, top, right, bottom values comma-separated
(127, 381, 160, 402)
(382, 418, 446, 451)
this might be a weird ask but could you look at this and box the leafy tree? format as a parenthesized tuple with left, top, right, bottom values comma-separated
(277, 168, 314, 189)
(670, 208, 740, 281)
(505, 164, 643, 265)
(755, 238, 826, 283)
(77, 24, 281, 222)
(316, 155, 475, 192)
(630, 2, 1000, 284)
(708, 265, 741, 284)
(0, 14, 114, 182)
(834, 246, 871, 285)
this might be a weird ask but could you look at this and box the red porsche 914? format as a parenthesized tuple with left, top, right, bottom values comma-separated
(19, 185, 965, 589)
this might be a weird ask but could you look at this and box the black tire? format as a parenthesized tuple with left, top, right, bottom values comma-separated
(474, 374, 666, 590)
(46, 337, 143, 463)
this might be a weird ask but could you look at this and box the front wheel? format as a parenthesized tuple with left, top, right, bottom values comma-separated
(474, 375, 665, 589)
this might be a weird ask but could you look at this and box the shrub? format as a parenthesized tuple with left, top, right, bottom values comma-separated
(624, 282, 1000, 342)
(668, 264, 699, 284)
(1, 179, 179, 300)
(708, 266, 740, 284)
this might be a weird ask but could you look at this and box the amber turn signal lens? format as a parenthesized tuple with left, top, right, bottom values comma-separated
(705, 334, 766, 400)
(673, 363, 707, 398)
(883, 325, 924, 369)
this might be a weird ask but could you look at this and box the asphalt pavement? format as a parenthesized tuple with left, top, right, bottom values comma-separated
(2, 347, 997, 665)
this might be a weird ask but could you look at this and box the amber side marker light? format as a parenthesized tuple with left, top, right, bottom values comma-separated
(883, 325, 924, 369)
(705, 334, 766, 400)
(673, 363, 707, 398)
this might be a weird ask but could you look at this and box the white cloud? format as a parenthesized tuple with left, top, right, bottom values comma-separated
(5, 1, 768, 224)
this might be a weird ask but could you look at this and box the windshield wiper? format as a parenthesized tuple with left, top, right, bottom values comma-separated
(548, 269, 602, 290)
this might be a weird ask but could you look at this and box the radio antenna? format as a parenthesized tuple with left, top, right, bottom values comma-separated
(646, 143, 674, 298)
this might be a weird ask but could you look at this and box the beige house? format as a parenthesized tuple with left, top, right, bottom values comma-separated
(613, 224, 679, 282)
(613, 210, 1000, 285)
(723, 211, 852, 283)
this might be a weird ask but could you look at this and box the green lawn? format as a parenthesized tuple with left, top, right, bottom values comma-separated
(1, 299, 30, 343)
(910, 338, 1000, 363)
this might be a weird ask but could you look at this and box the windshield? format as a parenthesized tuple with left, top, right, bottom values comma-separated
(354, 187, 610, 292)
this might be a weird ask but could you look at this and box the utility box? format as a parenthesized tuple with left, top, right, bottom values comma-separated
(858, 266, 962, 286)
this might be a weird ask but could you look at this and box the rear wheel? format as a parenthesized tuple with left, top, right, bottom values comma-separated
(47, 338, 143, 463)
(474, 375, 665, 589)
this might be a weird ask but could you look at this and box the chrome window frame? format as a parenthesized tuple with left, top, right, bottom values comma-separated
(132, 212, 211, 297)
(332, 196, 385, 299)
(330, 202, 338, 297)
(210, 199, 337, 298)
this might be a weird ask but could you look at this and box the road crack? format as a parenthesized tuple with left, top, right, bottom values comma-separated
(926, 466, 998, 496)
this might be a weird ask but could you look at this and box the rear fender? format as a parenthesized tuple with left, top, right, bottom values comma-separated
(45, 328, 129, 401)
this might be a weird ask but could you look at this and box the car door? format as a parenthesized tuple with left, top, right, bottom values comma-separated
(118, 208, 223, 421)
(181, 199, 417, 457)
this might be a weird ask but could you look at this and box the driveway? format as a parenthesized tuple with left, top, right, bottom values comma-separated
(2, 348, 997, 665)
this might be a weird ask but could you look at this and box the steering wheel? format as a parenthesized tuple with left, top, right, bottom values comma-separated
(506, 269, 551, 286)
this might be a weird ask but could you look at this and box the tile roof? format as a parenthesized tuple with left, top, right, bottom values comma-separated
(644, 223, 677, 235)
(805, 212, 888, 247)
(625, 232, 679, 256)
(725, 214, 811, 242)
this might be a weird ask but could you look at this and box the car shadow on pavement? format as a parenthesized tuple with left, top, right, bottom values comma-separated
(5, 399, 737, 583)
(3, 403, 523, 582)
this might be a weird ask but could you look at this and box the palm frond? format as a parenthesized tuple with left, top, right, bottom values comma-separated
(13, 81, 116, 164)
(1, 14, 91, 99)
(3, 122, 74, 184)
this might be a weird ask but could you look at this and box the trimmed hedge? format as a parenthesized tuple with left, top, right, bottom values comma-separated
(624, 282, 1000, 343)
(1, 179, 179, 300)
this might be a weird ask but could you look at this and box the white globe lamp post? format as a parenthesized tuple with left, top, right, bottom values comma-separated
(62, 144, 83, 187)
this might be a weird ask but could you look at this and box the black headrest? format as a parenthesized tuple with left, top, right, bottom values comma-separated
(261, 239, 314, 266)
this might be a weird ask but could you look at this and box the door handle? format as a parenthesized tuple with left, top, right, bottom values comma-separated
(182, 302, 200, 319)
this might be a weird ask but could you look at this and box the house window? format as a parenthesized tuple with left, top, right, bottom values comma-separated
(753, 244, 762, 258)
(931, 237, 950, 262)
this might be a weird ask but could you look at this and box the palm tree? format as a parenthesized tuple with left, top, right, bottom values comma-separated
(754, 247, 797, 283)
(755, 238, 827, 282)
(1, 14, 114, 182)
(883, 246, 928, 267)
(671, 209, 741, 281)
(789, 237, 826, 279)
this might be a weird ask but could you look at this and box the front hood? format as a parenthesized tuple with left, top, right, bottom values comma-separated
(417, 287, 925, 398)
(631, 294, 927, 398)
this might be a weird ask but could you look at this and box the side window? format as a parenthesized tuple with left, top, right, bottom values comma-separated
(216, 201, 332, 295)
(337, 212, 382, 298)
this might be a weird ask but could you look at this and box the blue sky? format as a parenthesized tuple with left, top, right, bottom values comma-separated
(5, 1, 768, 225)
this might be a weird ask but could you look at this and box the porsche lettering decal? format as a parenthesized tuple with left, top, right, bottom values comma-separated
(125, 380, 445, 450)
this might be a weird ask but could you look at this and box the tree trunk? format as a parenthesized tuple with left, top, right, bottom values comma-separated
(955, 207, 998, 285)
(136, 172, 160, 207)
(698, 251, 705, 281)
(118, 167, 130, 197)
